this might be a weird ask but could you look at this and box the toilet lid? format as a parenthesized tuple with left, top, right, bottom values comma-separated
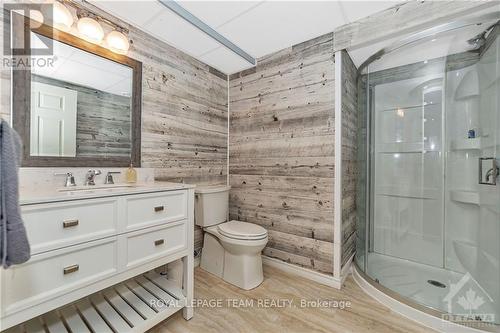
(217, 220, 267, 240)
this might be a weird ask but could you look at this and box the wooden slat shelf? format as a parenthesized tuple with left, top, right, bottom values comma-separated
(2, 271, 186, 333)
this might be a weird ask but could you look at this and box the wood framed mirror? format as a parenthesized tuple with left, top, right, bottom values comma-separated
(11, 12, 142, 167)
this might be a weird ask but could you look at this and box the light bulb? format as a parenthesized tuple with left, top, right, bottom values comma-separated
(12, 9, 44, 28)
(53, 2, 73, 30)
(77, 17, 104, 43)
(29, 10, 44, 28)
(105, 30, 129, 54)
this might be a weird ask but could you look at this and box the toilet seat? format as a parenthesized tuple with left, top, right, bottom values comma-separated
(217, 220, 267, 240)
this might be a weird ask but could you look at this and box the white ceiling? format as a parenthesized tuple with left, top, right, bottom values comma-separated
(32, 33, 132, 96)
(90, 0, 396, 74)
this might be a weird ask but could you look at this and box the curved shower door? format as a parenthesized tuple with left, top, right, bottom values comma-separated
(473, 32, 499, 324)
(356, 14, 500, 328)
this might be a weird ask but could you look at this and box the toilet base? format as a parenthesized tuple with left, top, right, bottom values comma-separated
(200, 233, 224, 278)
(223, 251, 264, 290)
(200, 232, 266, 290)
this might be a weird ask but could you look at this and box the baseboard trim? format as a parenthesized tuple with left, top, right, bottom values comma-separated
(262, 256, 341, 289)
(194, 256, 201, 268)
(340, 253, 354, 284)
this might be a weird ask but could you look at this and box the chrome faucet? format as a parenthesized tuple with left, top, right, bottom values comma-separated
(54, 172, 76, 187)
(84, 169, 101, 186)
(104, 171, 121, 184)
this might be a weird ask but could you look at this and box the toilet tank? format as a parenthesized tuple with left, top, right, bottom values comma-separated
(194, 185, 231, 227)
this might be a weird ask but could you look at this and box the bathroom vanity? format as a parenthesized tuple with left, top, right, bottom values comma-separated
(2, 11, 197, 332)
(0, 181, 195, 332)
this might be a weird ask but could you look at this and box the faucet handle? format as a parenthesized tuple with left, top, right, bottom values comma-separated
(54, 172, 77, 187)
(105, 171, 121, 184)
(85, 169, 102, 186)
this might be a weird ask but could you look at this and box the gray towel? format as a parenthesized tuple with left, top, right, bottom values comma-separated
(0, 121, 30, 268)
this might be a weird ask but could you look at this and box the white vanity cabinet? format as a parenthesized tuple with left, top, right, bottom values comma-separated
(0, 186, 195, 332)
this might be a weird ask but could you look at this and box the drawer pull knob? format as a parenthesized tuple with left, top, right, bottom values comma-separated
(154, 206, 165, 212)
(154, 239, 165, 246)
(63, 219, 79, 228)
(63, 264, 79, 275)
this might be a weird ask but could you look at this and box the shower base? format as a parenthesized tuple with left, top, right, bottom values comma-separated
(353, 253, 498, 332)
(366, 253, 460, 312)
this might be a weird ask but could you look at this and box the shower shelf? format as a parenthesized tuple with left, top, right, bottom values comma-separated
(376, 185, 439, 199)
(376, 142, 425, 153)
(451, 138, 481, 150)
(377, 102, 442, 113)
(450, 190, 479, 205)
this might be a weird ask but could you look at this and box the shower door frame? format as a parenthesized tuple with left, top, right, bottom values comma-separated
(355, 11, 500, 332)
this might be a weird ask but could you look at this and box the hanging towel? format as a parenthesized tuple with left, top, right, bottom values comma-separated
(0, 120, 30, 268)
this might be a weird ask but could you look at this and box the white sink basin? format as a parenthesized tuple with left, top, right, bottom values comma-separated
(58, 184, 135, 193)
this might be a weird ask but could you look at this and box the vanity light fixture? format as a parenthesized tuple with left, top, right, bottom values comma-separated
(53, 0, 130, 54)
(77, 16, 104, 43)
(53, 1, 73, 30)
(13, 8, 44, 28)
(105, 30, 129, 54)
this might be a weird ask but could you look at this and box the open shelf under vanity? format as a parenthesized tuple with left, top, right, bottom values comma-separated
(1, 185, 195, 333)
(3, 270, 186, 333)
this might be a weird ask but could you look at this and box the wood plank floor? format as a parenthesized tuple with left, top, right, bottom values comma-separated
(149, 266, 435, 333)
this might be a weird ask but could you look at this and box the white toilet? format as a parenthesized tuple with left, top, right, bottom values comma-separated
(195, 185, 268, 290)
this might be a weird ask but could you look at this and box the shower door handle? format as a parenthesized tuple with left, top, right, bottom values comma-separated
(479, 157, 498, 185)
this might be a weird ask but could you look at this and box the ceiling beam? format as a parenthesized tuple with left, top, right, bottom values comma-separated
(157, 0, 256, 65)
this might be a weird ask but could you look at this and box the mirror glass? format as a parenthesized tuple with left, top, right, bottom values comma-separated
(29, 32, 133, 158)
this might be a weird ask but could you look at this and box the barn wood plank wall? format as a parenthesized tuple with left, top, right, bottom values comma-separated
(228, 33, 335, 274)
(0, 9, 11, 122)
(1, 3, 228, 252)
(84, 2, 228, 252)
(340, 50, 357, 267)
(3, 0, 494, 268)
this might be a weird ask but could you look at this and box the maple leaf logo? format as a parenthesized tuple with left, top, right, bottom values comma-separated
(457, 289, 485, 311)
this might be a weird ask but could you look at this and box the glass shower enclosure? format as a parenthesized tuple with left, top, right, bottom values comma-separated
(355, 11, 499, 329)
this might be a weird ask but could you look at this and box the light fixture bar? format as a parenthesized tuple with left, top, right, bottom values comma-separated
(157, 0, 256, 65)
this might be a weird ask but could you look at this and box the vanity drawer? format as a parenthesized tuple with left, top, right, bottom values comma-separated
(2, 237, 118, 315)
(126, 220, 187, 268)
(125, 191, 187, 230)
(22, 199, 118, 254)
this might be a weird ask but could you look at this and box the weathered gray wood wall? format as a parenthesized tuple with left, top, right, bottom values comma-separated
(0, 9, 11, 123)
(340, 51, 357, 267)
(3, 0, 494, 267)
(83, 2, 228, 252)
(32, 74, 132, 158)
(229, 33, 335, 274)
(1, 3, 228, 252)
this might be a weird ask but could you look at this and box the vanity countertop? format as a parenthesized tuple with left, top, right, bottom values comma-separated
(19, 182, 196, 205)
